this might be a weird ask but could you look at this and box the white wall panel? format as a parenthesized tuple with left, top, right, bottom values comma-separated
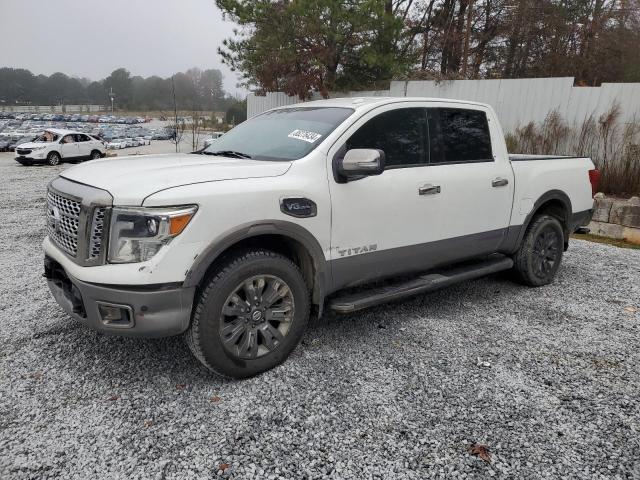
(247, 78, 640, 133)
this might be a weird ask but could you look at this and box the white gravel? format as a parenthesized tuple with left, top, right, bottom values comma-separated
(1, 153, 639, 479)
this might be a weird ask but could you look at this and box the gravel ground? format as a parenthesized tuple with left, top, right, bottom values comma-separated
(1, 153, 639, 479)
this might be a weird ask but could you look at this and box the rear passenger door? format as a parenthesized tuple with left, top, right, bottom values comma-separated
(74, 134, 93, 157)
(423, 106, 514, 253)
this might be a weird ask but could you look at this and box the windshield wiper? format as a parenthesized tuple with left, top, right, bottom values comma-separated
(201, 150, 252, 159)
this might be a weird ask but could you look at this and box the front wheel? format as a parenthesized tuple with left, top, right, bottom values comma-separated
(90, 150, 102, 160)
(46, 152, 61, 166)
(185, 249, 310, 378)
(512, 214, 564, 286)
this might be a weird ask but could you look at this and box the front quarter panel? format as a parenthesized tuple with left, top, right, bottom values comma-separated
(141, 152, 332, 285)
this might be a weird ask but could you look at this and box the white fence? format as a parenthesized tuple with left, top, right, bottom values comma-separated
(0, 105, 105, 113)
(247, 78, 640, 133)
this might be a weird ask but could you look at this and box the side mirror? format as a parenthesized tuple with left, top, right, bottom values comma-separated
(338, 149, 385, 178)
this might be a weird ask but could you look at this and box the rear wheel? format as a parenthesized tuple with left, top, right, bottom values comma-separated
(513, 214, 564, 286)
(185, 249, 310, 378)
(46, 152, 61, 166)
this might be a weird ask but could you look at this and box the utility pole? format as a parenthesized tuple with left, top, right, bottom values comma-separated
(108, 87, 115, 112)
(172, 76, 178, 153)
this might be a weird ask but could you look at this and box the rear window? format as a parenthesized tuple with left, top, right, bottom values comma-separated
(428, 108, 492, 164)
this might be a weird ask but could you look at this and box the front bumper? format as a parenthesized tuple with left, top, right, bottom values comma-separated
(44, 256, 195, 337)
(15, 156, 46, 164)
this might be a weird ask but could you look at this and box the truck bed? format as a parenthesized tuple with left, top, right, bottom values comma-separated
(509, 154, 584, 162)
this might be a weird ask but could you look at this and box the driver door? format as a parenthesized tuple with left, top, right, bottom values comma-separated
(74, 134, 92, 157)
(327, 103, 442, 290)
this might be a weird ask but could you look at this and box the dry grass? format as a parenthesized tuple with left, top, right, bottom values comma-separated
(506, 105, 640, 196)
(571, 233, 640, 250)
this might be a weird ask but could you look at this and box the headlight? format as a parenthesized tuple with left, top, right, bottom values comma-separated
(30, 146, 46, 150)
(108, 205, 197, 263)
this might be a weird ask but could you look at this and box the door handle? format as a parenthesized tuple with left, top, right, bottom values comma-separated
(492, 178, 509, 187)
(418, 184, 441, 195)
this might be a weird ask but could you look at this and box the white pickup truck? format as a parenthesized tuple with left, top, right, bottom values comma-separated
(43, 97, 597, 378)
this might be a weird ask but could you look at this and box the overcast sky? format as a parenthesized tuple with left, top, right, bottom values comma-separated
(0, 0, 245, 95)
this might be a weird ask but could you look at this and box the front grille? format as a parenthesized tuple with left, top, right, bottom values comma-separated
(47, 190, 81, 256)
(46, 179, 112, 265)
(89, 207, 107, 259)
(16, 148, 32, 155)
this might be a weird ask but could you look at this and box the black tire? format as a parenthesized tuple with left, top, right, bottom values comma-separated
(47, 151, 61, 166)
(512, 214, 564, 286)
(185, 249, 310, 378)
(90, 150, 102, 160)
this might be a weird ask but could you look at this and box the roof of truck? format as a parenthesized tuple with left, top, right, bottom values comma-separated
(272, 96, 491, 111)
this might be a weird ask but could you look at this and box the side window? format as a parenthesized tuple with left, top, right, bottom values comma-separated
(345, 108, 427, 168)
(428, 108, 492, 164)
(76, 134, 90, 142)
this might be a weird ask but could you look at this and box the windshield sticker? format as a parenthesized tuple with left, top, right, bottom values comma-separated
(288, 129, 322, 143)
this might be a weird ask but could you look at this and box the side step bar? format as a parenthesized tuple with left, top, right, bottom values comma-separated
(328, 255, 514, 314)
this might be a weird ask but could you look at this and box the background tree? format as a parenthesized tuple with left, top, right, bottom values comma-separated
(217, 0, 640, 93)
(217, 0, 415, 98)
(226, 99, 247, 125)
(103, 68, 133, 109)
(0, 67, 241, 113)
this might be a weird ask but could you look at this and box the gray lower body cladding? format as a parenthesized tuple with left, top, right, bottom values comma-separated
(44, 256, 195, 337)
(329, 228, 508, 291)
(328, 209, 593, 291)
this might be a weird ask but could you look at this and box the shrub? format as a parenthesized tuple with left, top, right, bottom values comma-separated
(508, 105, 640, 196)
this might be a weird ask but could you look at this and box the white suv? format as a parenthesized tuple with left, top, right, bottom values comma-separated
(15, 128, 106, 166)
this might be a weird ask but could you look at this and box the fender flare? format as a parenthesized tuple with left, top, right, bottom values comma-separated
(183, 220, 330, 307)
(502, 189, 572, 253)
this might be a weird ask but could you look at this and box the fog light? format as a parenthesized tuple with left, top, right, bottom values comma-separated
(97, 302, 134, 328)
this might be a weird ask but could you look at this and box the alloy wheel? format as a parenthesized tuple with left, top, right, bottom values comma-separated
(532, 227, 560, 279)
(48, 153, 60, 166)
(219, 274, 295, 359)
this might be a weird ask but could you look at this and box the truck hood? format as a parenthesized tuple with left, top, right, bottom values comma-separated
(60, 153, 292, 205)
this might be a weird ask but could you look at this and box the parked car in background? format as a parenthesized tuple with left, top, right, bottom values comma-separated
(14, 129, 106, 166)
(203, 131, 225, 148)
(106, 140, 125, 149)
(8, 135, 38, 152)
(0, 136, 12, 152)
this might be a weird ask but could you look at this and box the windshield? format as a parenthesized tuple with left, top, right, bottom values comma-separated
(202, 107, 354, 161)
(36, 133, 60, 142)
